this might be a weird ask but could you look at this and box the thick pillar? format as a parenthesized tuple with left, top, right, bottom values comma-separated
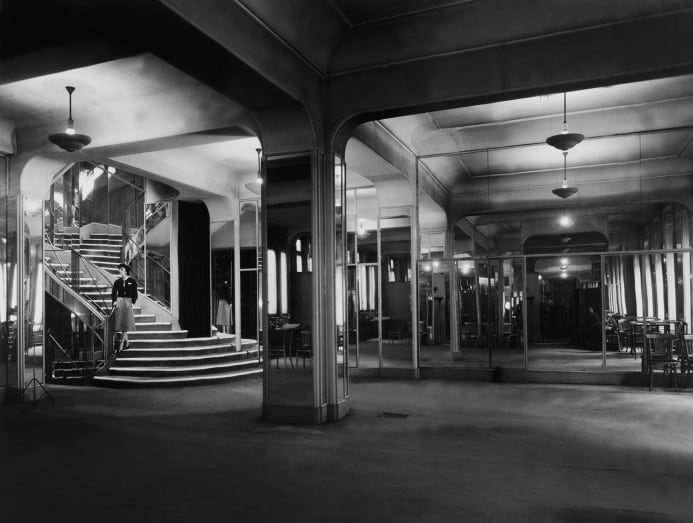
(261, 149, 349, 424)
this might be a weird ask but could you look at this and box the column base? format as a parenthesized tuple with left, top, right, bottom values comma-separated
(263, 397, 351, 424)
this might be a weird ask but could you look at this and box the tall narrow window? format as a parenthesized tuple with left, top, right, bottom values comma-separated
(280, 251, 288, 314)
(267, 249, 277, 315)
(295, 238, 302, 273)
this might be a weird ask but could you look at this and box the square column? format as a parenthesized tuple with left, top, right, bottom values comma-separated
(261, 150, 349, 423)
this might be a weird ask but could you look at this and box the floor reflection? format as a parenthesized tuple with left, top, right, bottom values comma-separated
(350, 339, 643, 372)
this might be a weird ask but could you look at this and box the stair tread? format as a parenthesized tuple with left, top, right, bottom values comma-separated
(116, 349, 258, 362)
(110, 358, 258, 372)
(93, 368, 261, 384)
(125, 343, 244, 352)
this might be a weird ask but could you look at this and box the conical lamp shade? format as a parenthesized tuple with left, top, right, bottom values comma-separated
(49, 86, 91, 152)
(552, 186, 578, 198)
(546, 132, 584, 151)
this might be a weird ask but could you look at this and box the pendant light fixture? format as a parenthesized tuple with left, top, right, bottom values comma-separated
(49, 86, 92, 152)
(552, 151, 578, 198)
(546, 92, 583, 151)
(244, 147, 263, 195)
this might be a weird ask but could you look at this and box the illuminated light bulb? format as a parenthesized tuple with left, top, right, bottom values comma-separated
(559, 214, 573, 228)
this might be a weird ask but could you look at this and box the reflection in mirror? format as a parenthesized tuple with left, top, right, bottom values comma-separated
(379, 209, 413, 370)
(23, 195, 44, 392)
(143, 201, 171, 308)
(212, 218, 235, 337)
(418, 260, 450, 367)
(335, 156, 348, 400)
(266, 155, 313, 406)
(449, 257, 526, 370)
(239, 200, 259, 348)
(345, 188, 379, 368)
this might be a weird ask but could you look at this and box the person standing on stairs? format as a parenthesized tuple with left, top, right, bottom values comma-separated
(112, 263, 138, 353)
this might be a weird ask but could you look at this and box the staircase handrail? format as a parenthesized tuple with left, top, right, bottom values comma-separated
(120, 191, 147, 264)
(45, 269, 106, 325)
(121, 196, 172, 309)
(44, 234, 115, 315)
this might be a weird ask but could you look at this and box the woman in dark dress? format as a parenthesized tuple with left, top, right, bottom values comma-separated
(112, 263, 138, 352)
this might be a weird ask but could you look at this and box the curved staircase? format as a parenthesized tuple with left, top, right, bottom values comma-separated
(46, 230, 262, 388)
(93, 330, 261, 388)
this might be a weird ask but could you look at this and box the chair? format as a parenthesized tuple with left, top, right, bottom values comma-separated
(296, 330, 313, 368)
(679, 334, 693, 390)
(631, 322, 645, 359)
(268, 329, 289, 369)
(616, 319, 633, 354)
(644, 333, 678, 391)
(388, 319, 402, 343)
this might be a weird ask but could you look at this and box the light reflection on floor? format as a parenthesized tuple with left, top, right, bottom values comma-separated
(348, 339, 643, 373)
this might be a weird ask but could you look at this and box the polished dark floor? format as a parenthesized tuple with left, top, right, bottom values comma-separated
(2, 377, 692, 522)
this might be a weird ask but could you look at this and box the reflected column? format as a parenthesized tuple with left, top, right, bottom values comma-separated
(1, 155, 19, 401)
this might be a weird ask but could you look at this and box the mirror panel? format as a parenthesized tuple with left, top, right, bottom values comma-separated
(335, 156, 348, 400)
(212, 218, 235, 336)
(22, 195, 44, 393)
(239, 200, 259, 347)
(379, 208, 413, 370)
(265, 155, 313, 406)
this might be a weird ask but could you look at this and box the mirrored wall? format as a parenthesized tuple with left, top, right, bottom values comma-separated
(265, 154, 313, 407)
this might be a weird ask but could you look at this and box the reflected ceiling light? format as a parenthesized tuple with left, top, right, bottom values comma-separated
(244, 148, 263, 195)
(537, 274, 542, 280)
(561, 271, 568, 279)
(49, 86, 92, 152)
(558, 212, 573, 228)
(546, 92, 584, 151)
(255, 148, 263, 185)
(552, 151, 578, 199)
(560, 257, 569, 265)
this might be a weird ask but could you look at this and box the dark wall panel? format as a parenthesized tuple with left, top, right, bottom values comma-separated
(178, 201, 210, 338)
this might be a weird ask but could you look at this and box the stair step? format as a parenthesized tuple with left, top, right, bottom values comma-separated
(127, 331, 188, 341)
(134, 322, 172, 331)
(113, 349, 258, 367)
(82, 240, 122, 246)
(84, 234, 120, 238)
(109, 357, 259, 377)
(134, 314, 156, 323)
(108, 360, 258, 378)
(83, 256, 120, 264)
(122, 343, 256, 358)
(82, 251, 120, 257)
(92, 368, 262, 388)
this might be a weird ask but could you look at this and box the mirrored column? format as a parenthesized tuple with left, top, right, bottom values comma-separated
(264, 155, 313, 408)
